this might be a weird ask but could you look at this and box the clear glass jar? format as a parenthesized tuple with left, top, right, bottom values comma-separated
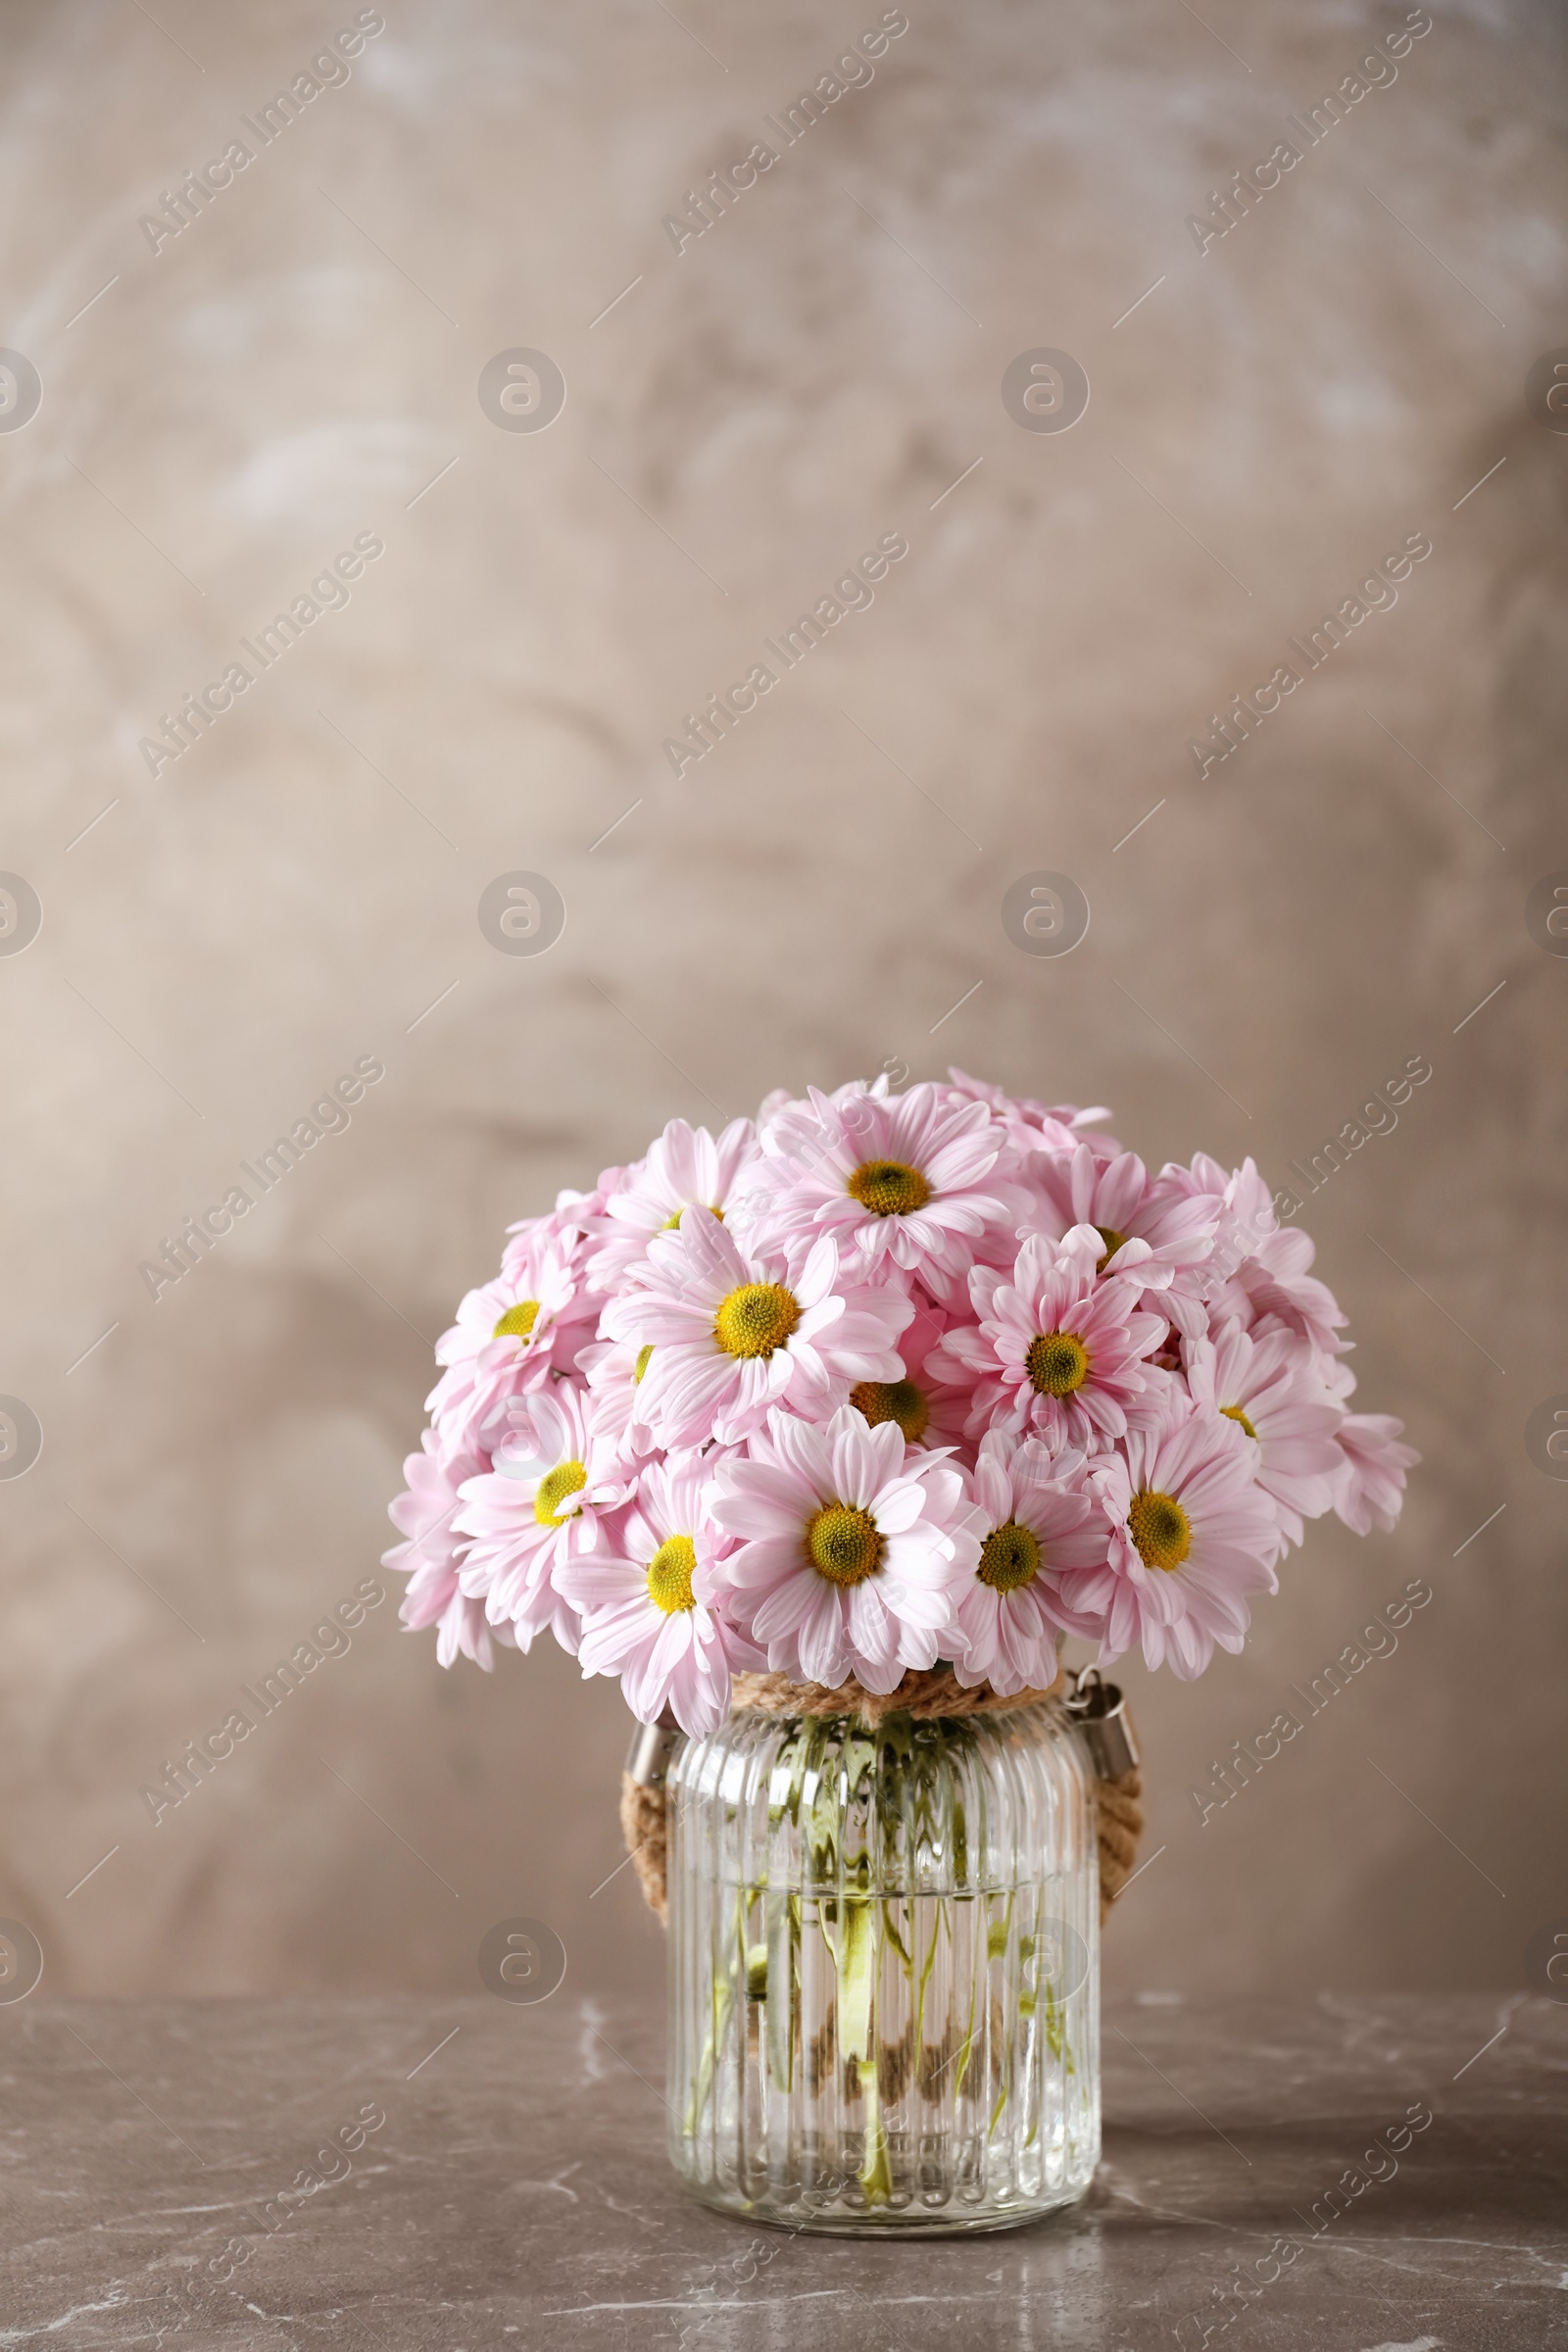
(665, 1699, 1100, 2234)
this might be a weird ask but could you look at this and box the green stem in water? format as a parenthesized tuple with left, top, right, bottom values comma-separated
(682, 1888, 746, 2138)
(912, 1891, 944, 2076)
(832, 1894, 892, 2202)
(950, 1894, 982, 2102)
(765, 1890, 797, 2092)
(985, 1890, 1016, 2138)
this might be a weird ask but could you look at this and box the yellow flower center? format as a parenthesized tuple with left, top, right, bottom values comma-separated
(661, 1203, 724, 1230)
(1026, 1331, 1088, 1396)
(534, 1460, 587, 1528)
(847, 1158, 931, 1218)
(633, 1344, 654, 1384)
(850, 1379, 930, 1444)
(1220, 1402, 1258, 1442)
(646, 1534, 697, 1614)
(492, 1299, 540, 1341)
(806, 1503, 883, 1587)
(1128, 1488, 1191, 1572)
(713, 1282, 801, 1359)
(1094, 1225, 1128, 1272)
(977, 1520, 1040, 1592)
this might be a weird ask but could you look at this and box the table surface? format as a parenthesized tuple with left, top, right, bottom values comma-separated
(3, 1992, 1563, 2350)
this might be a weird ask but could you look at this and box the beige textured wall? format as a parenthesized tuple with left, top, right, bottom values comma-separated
(1, 0, 1564, 2007)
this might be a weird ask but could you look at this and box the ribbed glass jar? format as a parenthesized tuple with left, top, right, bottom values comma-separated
(665, 1699, 1100, 2234)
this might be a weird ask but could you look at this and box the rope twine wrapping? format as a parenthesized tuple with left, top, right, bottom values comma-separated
(619, 1773, 672, 1922)
(1093, 1771, 1145, 1917)
(620, 1666, 1144, 1926)
(730, 1663, 1067, 1722)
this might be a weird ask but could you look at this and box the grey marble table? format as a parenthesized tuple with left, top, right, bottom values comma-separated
(3, 1993, 1562, 2349)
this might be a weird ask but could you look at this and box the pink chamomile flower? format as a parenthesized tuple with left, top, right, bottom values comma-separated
(754, 1071, 897, 1128)
(602, 1211, 911, 1449)
(1072, 1399, 1281, 1680)
(384, 1428, 514, 1671)
(846, 1297, 971, 1458)
(741, 1080, 1021, 1290)
(578, 1336, 662, 1468)
(942, 1066, 1119, 1159)
(928, 1235, 1168, 1451)
(1332, 1412, 1419, 1535)
(1020, 1142, 1223, 1299)
(1206, 1217, 1349, 1357)
(951, 1433, 1110, 1694)
(564, 1452, 742, 1737)
(1165, 1155, 1280, 1340)
(708, 1404, 974, 1694)
(1185, 1320, 1348, 1547)
(586, 1115, 757, 1289)
(453, 1384, 630, 1656)
(427, 1221, 599, 1450)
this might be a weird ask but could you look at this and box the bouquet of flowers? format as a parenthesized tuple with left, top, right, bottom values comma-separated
(385, 1071, 1416, 1734)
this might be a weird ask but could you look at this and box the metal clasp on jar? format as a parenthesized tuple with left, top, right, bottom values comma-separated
(624, 1713, 682, 1788)
(1063, 1665, 1139, 1782)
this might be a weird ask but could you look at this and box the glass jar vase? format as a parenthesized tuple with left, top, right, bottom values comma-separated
(664, 1698, 1101, 2234)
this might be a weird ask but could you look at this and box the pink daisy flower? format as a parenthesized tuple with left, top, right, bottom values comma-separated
(740, 1080, 1020, 1289)
(1161, 1150, 1265, 1219)
(942, 1066, 1118, 1159)
(454, 1385, 630, 1655)
(846, 1296, 971, 1457)
(1158, 1155, 1280, 1340)
(1332, 1412, 1419, 1535)
(602, 1212, 911, 1449)
(1070, 1400, 1281, 1679)
(1185, 1320, 1348, 1546)
(586, 1115, 756, 1289)
(951, 1434, 1110, 1693)
(1019, 1142, 1223, 1297)
(427, 1218, 601, 1450)
(928, 1237, 1168, 1450)
(564, 1453, 741, 1736)
(578, 1336, 661, 1468)
(1200, 1211, 1349, 1357)
(754, 1072, 896, 1127)
(708, 1404, 973, 1693)
(384, 1428, 513, 1670)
